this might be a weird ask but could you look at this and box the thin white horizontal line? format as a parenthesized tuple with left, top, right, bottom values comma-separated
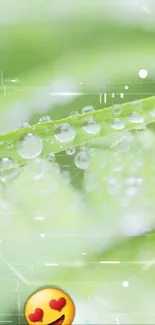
(45, 263, 58, 267)
(100, 261, 120, 264)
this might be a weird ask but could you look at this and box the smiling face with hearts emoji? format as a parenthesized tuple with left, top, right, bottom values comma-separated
(24, 288, 75, 325)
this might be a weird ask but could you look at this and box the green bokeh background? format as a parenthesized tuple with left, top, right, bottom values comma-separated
(1, 1, 155, 324)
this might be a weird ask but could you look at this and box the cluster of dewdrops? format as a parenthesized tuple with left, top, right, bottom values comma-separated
(0, 96, 152, 184)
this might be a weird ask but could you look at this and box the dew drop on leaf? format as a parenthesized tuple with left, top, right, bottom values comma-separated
(111, 118, 125, 130)
(18, 122, 30, 129)
(82, 106, 95, 114)
(70, 111, 79, 116)
(66, 146, 76, 156)
(47, 153, 55, 162)
(54, 123, 76, 143)
(112, 104, 123, 115)
(128, 112, 144, 123)
(83, 117, 101, 134)
(16, 133, 43, 159)
(0, 157, 19, 182)
(74, 151, 91, 170)
(38, 116, 51, 123)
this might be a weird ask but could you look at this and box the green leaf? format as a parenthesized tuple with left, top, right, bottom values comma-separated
(1, 96, 155, 165)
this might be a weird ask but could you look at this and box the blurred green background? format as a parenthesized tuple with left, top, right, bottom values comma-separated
(1, 1, 155, 324)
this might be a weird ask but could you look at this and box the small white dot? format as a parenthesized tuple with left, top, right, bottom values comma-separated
(125, 85, 129, 90)
(40, 233, 45, 238)
(122, 281, 129, 287)
(138, 69, 148, 79)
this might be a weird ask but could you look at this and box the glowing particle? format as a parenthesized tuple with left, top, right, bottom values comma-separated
(138, 69, 148, 79)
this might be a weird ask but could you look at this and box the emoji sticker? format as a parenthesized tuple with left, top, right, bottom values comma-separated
(24, 287, 75, 325)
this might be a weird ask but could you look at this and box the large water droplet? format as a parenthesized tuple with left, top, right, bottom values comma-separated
(17, 133, 43, 159)
(0, 157, 19, 182)
(38, 116, 51, 123)
(82, 106, 95, 114)
(54, 123, 76, 143)
(74, 151, 91, 170)
(66, 146, 76, 156)
(128, 112, 144, 123)
(112, 104, 123, 115)
(111, 118, 125, 130)
(83, 117, 101, 135)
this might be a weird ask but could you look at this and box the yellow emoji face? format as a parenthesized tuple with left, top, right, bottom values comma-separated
(24, 287, 75, 325)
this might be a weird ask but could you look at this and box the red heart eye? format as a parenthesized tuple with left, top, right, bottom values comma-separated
(49, 297, 66, 311)
(28, 308, 43, 322)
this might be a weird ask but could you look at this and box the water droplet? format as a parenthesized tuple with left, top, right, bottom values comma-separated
(112, 104, 123, 115)
(128, 112, 144, 123)
(17, 133, 43, 159)
(125, 177, 143, 187)
(83, 117, 101, 135)
(74, 151, 91, 170)
(47, 153, 55, 162)
(38, 116, 51, 123)
(54, 123, 76, 143)
(66, 146, 76, 156)
(82, 106, 95, 114)
(80, 145, 87, 151)
(125, 85, 129, 90)
(70, 111, 79, 116)
(112, 118, 125, 130)
(18, 122, 30, 129)
(0, 157, 19, 182)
